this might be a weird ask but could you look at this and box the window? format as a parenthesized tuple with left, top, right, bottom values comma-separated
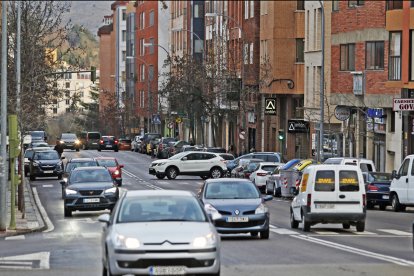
(140, 39, 144, 56)
(249, 43, 254, 64)
(297, 0, 305, 10)
(140, 64, 145, 81)
(339, 171, 360, 192)
(149, 38, 155, 54)
(244, 1, 249, 19)
(66, 108, 70, 113)
(122, 9, 126, 21)
(149, 65, 154, 81)
(250, 0, 254, 18)
(122, 50, 126, 61)
(296, 38, 304, 62)
(389, 109, 395, 132)
(244, 43, 249, 64)
(348, 0, 365, 7)
(260, 39, 268, 64)
(389, 32, 401, 80)
(333, 0, 339, 11)
(140, 12, 145, 29)
(140, 90, 145, 108)
(398, 158, 410, 176)
(53, 108, 57, 114)
(65, 99, 70, 105)
(411, 31, 414, 80)
(194, 4, 203, 18)
(149, 10, 154, 26)
(65, 91, 70, 97)
(387, 0, 403, 10)
(315, 171, 335, 192)
(260, 1, 268, 15)
(122, 30, 126, 41)
(366, 41, 384, 70)
(65, 82, 70, 88)
(340, 44, 355, 71)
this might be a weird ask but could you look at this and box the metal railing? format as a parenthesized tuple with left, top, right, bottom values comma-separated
(388, 56, 401, 81)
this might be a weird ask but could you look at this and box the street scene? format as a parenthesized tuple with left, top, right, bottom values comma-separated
(0, 1, 414, 276)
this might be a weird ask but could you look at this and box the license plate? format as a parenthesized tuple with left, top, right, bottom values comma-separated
(149, 266, 185, 275)
(315, 204, 335, 209)
(226, 216, 249, 222)
(382, 195, 389, 200)
(92, 142, 97, 145)
(43, 170, 53, 174)
(83, 198, 100, 203)
(106, 145, 112, 148)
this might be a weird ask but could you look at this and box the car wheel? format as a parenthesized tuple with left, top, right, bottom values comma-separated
(290, 209, 299, 229)
(166, 167, 178, 180)
(265, 184, 269, 195)
(301, 214, 310, 232)
(98, 148, 101, 152)
(259, 229, 269, 239)
(391, 194, 402, 212)
(210, 167, 222, 179)
(114, 149, 119, 152)
(64, 207, 72, 217)
(200, 175, 209, 180)
(273, 185, 277, 197)
(356, 221, 365, 232)
(156, 174, 165, 179)
(379, 203, 387, 210)
(342, 223, 351, 229)
(30, 175, 36, 181)
(250, 232, 258, 237)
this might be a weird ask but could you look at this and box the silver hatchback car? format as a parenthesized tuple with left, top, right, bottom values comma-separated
(99, 190, 221, 276)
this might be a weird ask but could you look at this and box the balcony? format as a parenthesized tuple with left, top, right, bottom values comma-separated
(388, 56, 401, 81)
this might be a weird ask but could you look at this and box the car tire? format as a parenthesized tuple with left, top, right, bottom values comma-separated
(115, 149, 119, 152)
(273, 185, 278, 197)
(290, 209, 299, 229)
(166, 167, 178, 180)
(342, 223, 351, 229)
(302, 215, 310, 232)
(250, 232, 258, 237)
(210, 167, 222, 179)
(98, 148, 101, 152)
(156, 174, 165, 179)
(259, 229, 270, 239)
(265, 184, 270, 195)
(64, 207, 72, 217)
(379, 203, 387, 211)
(356, 221, 365, 232)
(391, 194, 402, 212)
(30, 175, 36, 181)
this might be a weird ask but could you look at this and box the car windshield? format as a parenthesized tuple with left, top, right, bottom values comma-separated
(61, 133, 77, 139)
(34, 151, 59, 160)
(117, 195, 207, 223)
(103, 137, 114, 141)
(88, 133, 101, 139)
(66, 161, 97, 172)
(69, 169, 112, 183)
(367, 173, 391, 182)
(24, 149, 33, 158)
(32, 142, 48, 147)
(97, 159, 117, 167)
(205, 181, 260, 199)
(168, 152, 187, 160)
(31, 131, 44, 138)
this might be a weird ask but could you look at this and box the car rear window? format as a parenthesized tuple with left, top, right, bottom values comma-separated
(103, 136, 115, 141)
(88, 132, 101, 139)
(262, 165, 278, 172)
(339, 171, 360, 192)
(314, 170, 335, 192)
(61, 133, 77, 139)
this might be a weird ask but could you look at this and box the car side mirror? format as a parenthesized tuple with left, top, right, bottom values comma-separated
(391, 170, 399, 179)
(98, 214, 111, 224)
(120, 165, 124, 168)
(263, 195, 273, 201)
(182, 157, 188, 161)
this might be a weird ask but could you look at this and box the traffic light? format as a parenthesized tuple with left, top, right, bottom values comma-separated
(90, 66, 96, 83)
(278, 130, 285, 141)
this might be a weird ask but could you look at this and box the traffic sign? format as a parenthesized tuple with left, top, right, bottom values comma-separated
(175, 117, 182, 124)
(264, 98, 276, 115)
(152, 114, 161, 125)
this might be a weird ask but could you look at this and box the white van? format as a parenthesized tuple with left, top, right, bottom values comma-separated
(290, 165, 366, 232)
(389, 155, 414, 212)
(324, 157, 376, 173)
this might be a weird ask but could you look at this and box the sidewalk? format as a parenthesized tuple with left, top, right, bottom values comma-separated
(0, 179, 46, 238)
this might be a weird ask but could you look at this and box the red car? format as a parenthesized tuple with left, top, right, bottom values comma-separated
(95, 157, 124, 186)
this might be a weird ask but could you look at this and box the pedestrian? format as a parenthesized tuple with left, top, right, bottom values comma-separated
(54, 139, 64, 157)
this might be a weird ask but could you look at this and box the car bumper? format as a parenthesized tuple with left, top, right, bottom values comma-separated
(31, 167, 63, 177)
(64, 196, 118, 211)
(367, 192, 390, 204)
(254, 177, 267, 187)
(99, 145, 118, 150)
(305, 212, 366, 223)
(63, 143, 80, 150)
(108, 248, 220, 276)
(213, 213, 269, 233)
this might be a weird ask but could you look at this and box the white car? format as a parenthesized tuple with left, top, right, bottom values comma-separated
(149, 151, 227, 180)
(131, 135, 142, 152)
(249, 162, 282, 190)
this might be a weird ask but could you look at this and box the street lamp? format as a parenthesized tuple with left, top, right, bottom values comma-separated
(126, 56, 152, 133)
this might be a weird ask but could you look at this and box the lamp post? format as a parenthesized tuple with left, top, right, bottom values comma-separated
(205, 12, 245, 154)
(317, 1, 325, 162)
(126, 56, 152, 133)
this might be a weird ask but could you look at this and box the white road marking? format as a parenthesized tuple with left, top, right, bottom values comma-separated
(353, 231, 376, 235)
(269, 224, 277, 229)
(0, 251, 50, 270)
(157, 181, 169, 185)
(313, 231, 339, 235)
(5, 235, 25, 240)
(377, 229, 412, 236)
(293, 234, 414, 267)
(270, 228, 299, 235)
(32, 187, 54, 233)
(42, 185, 54, 188)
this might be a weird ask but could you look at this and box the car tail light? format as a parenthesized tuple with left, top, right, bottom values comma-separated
(362, 194, 366, 207)
(257, 172, 267, 176)
(307, 194, 312, 207)
(115, 140, 119, 144)
(99, 140, 103, 144)
(367, 184, 378, 191)
(113, 170, 120, 176)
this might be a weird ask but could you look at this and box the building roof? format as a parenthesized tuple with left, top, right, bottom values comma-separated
(97, 23, 113, 37)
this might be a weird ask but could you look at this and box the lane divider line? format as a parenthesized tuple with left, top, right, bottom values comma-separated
(32, 187, 54, 233)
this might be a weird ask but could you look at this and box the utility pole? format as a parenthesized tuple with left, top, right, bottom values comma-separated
(318, 0, 325, 162)
(0, 0, 8, 231)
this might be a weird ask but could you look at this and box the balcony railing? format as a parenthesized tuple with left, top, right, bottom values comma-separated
(388, 56, 401, 81)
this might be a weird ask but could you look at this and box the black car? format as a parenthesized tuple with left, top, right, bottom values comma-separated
(363, 172, 392, 210)
(61, 166, 119, 217)
(61, 158, 99, 199)
(98, 136, 119, 152)
(24, 147, 51, 176)
(198, 178, 272, 239)
(60, 133, 81, 151)
(28, 150, 64, 181)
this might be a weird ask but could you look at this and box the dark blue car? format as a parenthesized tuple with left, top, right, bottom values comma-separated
(363, 172, 392, 210)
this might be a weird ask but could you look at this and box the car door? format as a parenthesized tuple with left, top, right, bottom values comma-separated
(396, 157, 410, 203)
(180, 153, 199, 172)
(337, 169, 363, 213)
(409, 160, 414, 203)
(292, 171, 309, 220)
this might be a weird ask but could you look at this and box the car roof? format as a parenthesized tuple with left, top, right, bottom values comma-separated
(68, 158, 95, 163)
(184, 151, 219, 155)
(205, 178, 253, 183)
(30, 147, 51, 151)
(95, 157, 117, 160)
(125, 190, 194, 197)
(259, 162, 282, 166)
(305, 164, 361, 172)
(72, 166, 106, 171)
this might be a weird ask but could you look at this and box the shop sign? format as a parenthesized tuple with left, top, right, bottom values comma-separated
(334, 106, 351, 121)
(288, 120, 309, 133)
(393, 98, 414, 111)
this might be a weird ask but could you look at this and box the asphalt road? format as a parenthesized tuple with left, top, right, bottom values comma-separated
(0, 149, 413, 276)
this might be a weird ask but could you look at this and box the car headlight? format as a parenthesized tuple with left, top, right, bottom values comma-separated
(104, 187, 117, 194)
(63, 177, 68, 182)
(65, 189, 78, 195)
(192, 233, 217, 248)
(114, 234, 141, 249)
(204, 203, 220, 215)
(57, 161, 62, 167)
(113, 170, 120, 176)
(60, 140, 64, 144)
(75, 140, 80, 144)
(157, 162, 167, 166)
(33, 162, 39, 167)
(255, 203, 268, 214)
